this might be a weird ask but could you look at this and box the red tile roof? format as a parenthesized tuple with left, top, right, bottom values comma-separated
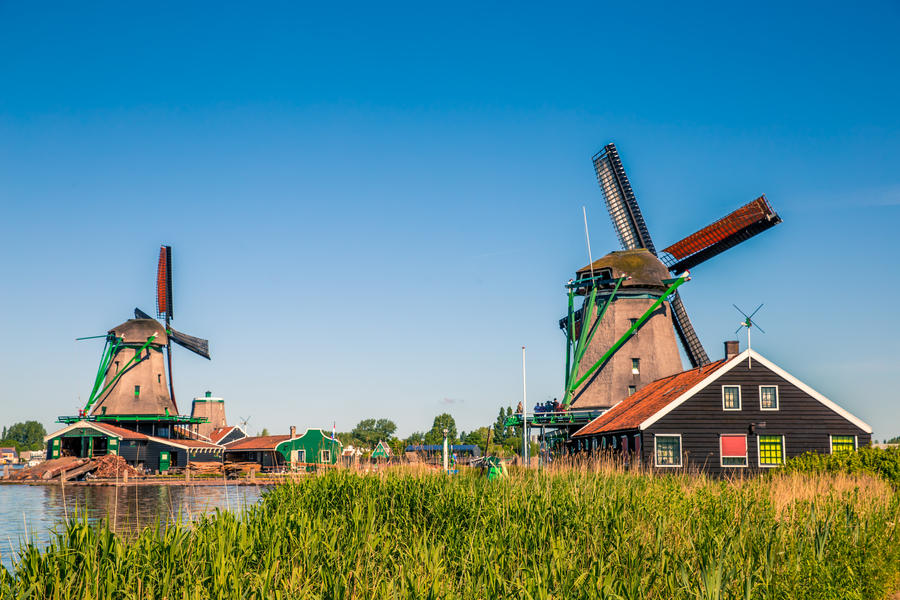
(224, 435, 290, 451)
(166, 438, 222, 449)
(572, 360, 728, 437)
(93, 422, 150, 440)
(209, 426, 238, 443)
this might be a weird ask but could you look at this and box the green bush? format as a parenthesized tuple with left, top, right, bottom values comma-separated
(783, 446, 900, 487)
(1, 469, 898, 599)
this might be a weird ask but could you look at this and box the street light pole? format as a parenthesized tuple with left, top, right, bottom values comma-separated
(442, 428, 449, 473)
(522, 346, 528, 468)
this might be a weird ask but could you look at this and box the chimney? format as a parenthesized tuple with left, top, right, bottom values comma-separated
(724, 340, 740, 360)
(289, 426, 296, 440)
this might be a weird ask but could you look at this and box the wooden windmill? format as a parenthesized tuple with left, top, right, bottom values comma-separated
(562, 143, 782, 409)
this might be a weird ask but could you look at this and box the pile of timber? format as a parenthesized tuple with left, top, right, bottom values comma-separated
(225, 461, 261, 476)
(7, 456, 85, 481)
(187, 461, 223, 475)
(91, 454, 139, 478)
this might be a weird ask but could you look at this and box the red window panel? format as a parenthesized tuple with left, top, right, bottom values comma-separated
(721, 434, 747, 457)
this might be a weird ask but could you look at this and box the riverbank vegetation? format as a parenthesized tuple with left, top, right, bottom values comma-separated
(1, 465, 898, 599)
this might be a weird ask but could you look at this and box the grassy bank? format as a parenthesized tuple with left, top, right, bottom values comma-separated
(1, 466, 898, 599)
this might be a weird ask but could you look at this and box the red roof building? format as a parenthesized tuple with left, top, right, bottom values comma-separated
(571, 344, 872, 474)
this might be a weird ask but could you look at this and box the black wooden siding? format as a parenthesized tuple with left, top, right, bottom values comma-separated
(575, 357, 870, 475)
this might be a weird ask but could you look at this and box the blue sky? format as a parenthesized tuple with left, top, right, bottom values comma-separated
(1, 1, 898, 440)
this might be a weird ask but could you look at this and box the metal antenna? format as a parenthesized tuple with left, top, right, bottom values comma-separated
(582, 206, 595, 278)
(734, 304, 765, 368)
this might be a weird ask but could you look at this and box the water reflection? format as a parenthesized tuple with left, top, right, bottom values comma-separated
(0, 484, 267, 572)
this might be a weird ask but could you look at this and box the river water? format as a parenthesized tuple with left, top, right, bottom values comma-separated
(0, 484, 267, 572)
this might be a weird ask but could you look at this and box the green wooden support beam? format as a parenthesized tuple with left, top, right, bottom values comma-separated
(83, 334, 157, 415)
(566, 273, 690, 396)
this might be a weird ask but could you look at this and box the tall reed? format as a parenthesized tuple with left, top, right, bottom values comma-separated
(1, 467, 898, 599)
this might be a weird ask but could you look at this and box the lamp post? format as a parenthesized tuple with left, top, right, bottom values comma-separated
(442, 428, 449, 473)
(522, 346, 528, 468)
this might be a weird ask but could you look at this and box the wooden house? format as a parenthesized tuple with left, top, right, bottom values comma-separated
(570, 343, 872, 474)
(223, 428, 342, 472)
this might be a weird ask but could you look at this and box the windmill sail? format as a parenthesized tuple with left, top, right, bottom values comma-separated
(592, 142, 710, 368)
(168, 327, 210, 360)
(661, 196, 782, 273)
(157, 245, 173, 320)
(592, 143, 656, 253)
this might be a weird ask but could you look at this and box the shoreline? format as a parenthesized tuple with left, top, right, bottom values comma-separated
(0, 478, 279, 487)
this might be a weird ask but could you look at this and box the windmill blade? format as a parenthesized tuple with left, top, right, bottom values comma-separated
(661, 196, 782, 273)
(751, 321, 766, 334)
(157, 245, 173, 320)
(168, 327, 210, 359)
(592, 143, 657, 253)
(732, 304, 751, 320)
(748, 303, 764, 319)
(735, 324, 745, 335)
(669, 292, 711, 367)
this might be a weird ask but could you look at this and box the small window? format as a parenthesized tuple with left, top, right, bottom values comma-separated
(654, 434, 682, 467)
(134, 385, 140, 397)
(629, 318, 638, 328)
(760, 386, 779, 410)
(320, 449, 331, 463)
(601, 437, 607, 449)
(158, 374, 162, 384)
(627, 385, 636, 396)
(720, 434, 748, 467)
(631, 358, 640, 375)
(831, 435, 856, 454)
(758, 435, 784, 466)
(722, 385, 741, 411)
(298, 449, 306, 463)
(115, 361, 120, 373)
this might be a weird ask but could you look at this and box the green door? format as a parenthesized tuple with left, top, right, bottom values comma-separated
(159, 451, 170, 473)
(51, 438, 60, 459)
(108, 437, 119, 455)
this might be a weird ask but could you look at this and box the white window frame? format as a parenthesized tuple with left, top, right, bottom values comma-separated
(756, 434, 785, 467)
(719, 433, 748, 468)
(297, 449, 306, 463)
(759, 385, 779, 411)
(627, 385, 636, 396)
(653, 434, 683, 468)
(320, 449, 331, 463)
(829, 435, 857, 454)
(631, 358, 640, 375)
(721, 385, 742, 411)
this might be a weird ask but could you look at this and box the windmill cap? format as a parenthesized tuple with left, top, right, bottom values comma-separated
(108, 318, 168, 345)
(577, 248, 671, 289)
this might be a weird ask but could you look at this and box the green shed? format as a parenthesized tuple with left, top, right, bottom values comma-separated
(276, 428, 343, 471)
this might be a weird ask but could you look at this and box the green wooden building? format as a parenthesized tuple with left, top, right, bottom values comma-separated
(224, 428, 343, 472)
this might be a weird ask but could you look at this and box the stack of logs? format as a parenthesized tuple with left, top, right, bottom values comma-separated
(187, 461, 224, 475)
(91, 454, 139, 478)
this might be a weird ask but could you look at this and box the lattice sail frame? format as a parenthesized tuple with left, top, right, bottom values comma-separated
(156, 245, 173, 320)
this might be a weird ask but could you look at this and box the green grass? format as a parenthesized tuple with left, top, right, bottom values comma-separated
(783, 446, 900, 488)
(1, 466, 898, 599)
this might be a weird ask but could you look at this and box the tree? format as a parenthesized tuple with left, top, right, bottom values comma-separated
(5, 421, 46, 451)
(260, 428, 270, 437)
(424, 413, 457, 445)
(405, 431, 425, 446)
(351, 418, 397, 448)
(463, 427, 490, 450)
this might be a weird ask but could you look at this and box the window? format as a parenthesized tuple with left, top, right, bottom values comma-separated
(627, 385, 636, 396)
(720, 434, 748, 467)
(629, 318, 638, 327)
(654, 434, 682, 467)
(722, 385, 741, 411)
(631, 358, 640, 375)
(830, 435, 856, 454)
(601, 437, 607, 449)
(158, 374, 162, 384)
(134, 385, 140, 397)
(115, 361, 120, 373)
(758, 435, 784, 466)
(760, 386, 779, 410)
(298, 449, 306, 463)
(320, 449, 331, 463)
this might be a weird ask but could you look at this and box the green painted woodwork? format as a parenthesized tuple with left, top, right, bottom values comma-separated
(159, 451, 170, 472)
(108, 437, 119, 455)
(565, 274, 689, 401)
(51, 438, 60, 459)
(83, 334, 157, 414)
(58, 414, 207, 424)
(275, 429, 343, 471)
(372, 441, 391, 459)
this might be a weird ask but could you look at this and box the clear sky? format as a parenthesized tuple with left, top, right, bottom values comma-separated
(1, 1, 898, 440)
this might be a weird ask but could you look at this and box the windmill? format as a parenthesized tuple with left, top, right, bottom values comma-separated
(561, 143, 782, 410)
(78, 246, 210, 421)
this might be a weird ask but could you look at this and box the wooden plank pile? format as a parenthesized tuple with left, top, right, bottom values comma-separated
(225, 461, 261, 476)
(91, 454, 139, 478)
(187, 461, 223, 475)
(7, 456, 86, 480)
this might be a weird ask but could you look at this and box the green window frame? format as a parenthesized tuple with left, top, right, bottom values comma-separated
(722, 385, 741, 411)
(759, 386, 779, 410)
(758, 435, 784, 466)
(654, 434, 682, 467)
(830, 435, 856, 454)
